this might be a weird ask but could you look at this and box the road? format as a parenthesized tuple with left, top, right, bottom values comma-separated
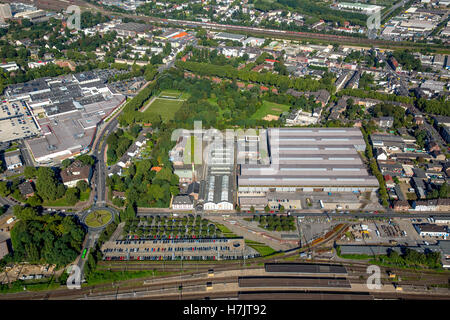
(91, 118, 118, 205)
(381, 0, 409, 22)
(136, 209, 450, 219)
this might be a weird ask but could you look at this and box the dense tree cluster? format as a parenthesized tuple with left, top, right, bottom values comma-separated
(254, 0, 367, 25)
(106, 128, 134, 164)
(370, 104, 410, 129)
(121, 215, 221, 239)
(378, 248, 442, 269)
(176, 60, 335, 93)
(2, 155, 94, 206)
(392, 50, 424, 71)
(338, 88, 414, 104)
(427, 182, 449, 199)
(253, 214, 296, 231)
(35, 167, 66, 201)
(417, 98, 450, 116)
(361, 125, 389, 207)
(9, 206, 85, 265)
(106, 157, 179, 208)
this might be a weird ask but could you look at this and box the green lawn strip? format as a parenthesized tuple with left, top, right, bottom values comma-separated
(0, 277, 63, 294)
(245, 239, 277, 256)
(339, 253, 374, 260)
(251, 100, 291, 120)
(5, 173, 23, 181)
(84, 270, 178, 286)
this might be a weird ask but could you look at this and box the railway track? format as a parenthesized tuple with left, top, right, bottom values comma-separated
(2, 260, 448, 300)
(4, 0, 448, 52)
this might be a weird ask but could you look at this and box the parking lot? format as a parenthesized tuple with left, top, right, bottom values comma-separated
(100, 237, 257, 261)
(0, 101, 39, 143)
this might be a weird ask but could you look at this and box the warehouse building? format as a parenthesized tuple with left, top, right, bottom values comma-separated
(336, 2, 383, 14)
(414, 224, 449, 238)
(213, 32, 246, 42)
(3, 73, 126, 164)
(238, 128, 378, 199)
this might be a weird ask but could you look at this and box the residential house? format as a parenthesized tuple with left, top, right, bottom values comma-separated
(60, 160, 91, 188)
(393, 200, 410, 211)
(18, 181, 34, 198)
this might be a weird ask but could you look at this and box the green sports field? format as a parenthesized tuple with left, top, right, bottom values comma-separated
(143, 90, 190, 122)
(251, 100, 291, 120)
(159, 89, 190, 100)
(143, 98, 184, 122)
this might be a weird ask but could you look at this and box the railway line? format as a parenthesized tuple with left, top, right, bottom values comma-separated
(1, 259, 448, 300)
(6, 0, 448, 52)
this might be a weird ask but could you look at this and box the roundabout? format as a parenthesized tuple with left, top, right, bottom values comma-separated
(81, 206, 116, 231)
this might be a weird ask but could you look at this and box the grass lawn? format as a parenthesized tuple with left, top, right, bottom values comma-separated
(42, 197, 72, 207)
(159, 89, 190, 100)
(84, 270, 177, 286)
(85, 210, 112, 228)
(247, 244, 277, 256)
(79, 189, 91, 202)
(159, 89, 182, 98)
(143, 98, 184, 122)
(251, 100, 291, 120)
(182, 135, 201, 164)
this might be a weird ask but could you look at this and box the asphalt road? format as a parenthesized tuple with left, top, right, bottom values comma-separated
(92, 118, 118, 205)
(136, 210, 450, 219)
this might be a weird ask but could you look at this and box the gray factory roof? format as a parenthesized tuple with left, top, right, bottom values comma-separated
(265, 263, 347, 274)
(238, 128, 378, 188)
(214, 32, 246, 41)
(204, 173, 233, 204)
(113, 22, 153, 33)
(340, 241, 450, 256)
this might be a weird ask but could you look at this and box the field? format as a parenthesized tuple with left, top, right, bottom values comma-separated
(143, 90, 189, 122)
(158, 89, 190, 100)
(251, 100, 291, 120)
(85, 210, 112, 228)
(143, 98, 184, 122)
(245, 240, 277, 257)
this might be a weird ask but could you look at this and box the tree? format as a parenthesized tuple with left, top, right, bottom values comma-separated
(264, 205, 270, 213)
(76, 154, 95, 166)
(76, 180, 89, 192)
(24, 166, 37, 179)
(439, 182, 448, 199)
(26, 195, 42, 207)
(61, 159, 72, 169)
(65, 188, 80, 206)
(35, 167, 62, 201)
(279, 205, 285, 213)
(250, 206, 255, 214)
(124, 205, 136, 221)
(0, 181, 10, 197)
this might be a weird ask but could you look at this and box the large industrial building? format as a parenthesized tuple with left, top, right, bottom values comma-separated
(3, 71, 126, 164)
(237, 128, 379, 210)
